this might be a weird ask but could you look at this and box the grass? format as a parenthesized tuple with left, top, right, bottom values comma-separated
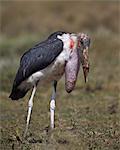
(0, 1, 120, 149)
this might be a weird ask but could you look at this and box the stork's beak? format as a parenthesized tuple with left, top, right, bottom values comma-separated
(82, 47, 89, 83)
(77, 33, 90, 83)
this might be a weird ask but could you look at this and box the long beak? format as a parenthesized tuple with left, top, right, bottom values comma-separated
(82, 47, 89, 83)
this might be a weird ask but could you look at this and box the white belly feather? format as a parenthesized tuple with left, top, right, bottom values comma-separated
(19, 48, 71, 90)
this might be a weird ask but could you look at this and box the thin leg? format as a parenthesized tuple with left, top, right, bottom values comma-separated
(50, 81, 57, 129)
(24, 86, 37, 138)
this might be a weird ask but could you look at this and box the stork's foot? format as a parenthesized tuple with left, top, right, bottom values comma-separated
(23, 124, 29, 139)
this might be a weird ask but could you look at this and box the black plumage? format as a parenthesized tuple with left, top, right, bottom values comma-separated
(9, 31, 66, 100)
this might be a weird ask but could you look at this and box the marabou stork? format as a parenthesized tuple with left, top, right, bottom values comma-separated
(9, 31, 90, 137)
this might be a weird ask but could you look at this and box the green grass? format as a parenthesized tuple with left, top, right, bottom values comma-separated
(0, 34, 42, 58)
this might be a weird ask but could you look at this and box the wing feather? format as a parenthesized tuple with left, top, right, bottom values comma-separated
(9, 31, 66, 100)
(13, 38, 63, 88)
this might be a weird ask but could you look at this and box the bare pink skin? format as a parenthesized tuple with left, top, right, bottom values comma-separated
(65, 47, 80, 93)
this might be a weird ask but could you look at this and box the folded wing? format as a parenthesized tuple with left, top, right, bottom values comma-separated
(9, 38, 63, 100)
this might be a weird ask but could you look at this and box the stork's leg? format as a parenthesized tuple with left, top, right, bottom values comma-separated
(50, 81, 57, 129)
(24, 86, 37, 138)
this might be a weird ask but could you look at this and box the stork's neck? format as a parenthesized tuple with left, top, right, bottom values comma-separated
(70, 34, 78, 49)
(57, 33, 78, 50)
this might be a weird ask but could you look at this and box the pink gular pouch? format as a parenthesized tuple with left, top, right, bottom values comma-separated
(65, 40, 80, 93)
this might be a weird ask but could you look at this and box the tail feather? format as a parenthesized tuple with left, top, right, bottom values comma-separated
(9, 87, 29, 100)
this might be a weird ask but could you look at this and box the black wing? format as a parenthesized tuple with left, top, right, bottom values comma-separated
(15, 38, 63, 87)
(9, 38, 63, 100)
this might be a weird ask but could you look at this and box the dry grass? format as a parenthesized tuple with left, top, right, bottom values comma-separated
(1, 1, 119, 36)
(0, 1, 120, 150)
